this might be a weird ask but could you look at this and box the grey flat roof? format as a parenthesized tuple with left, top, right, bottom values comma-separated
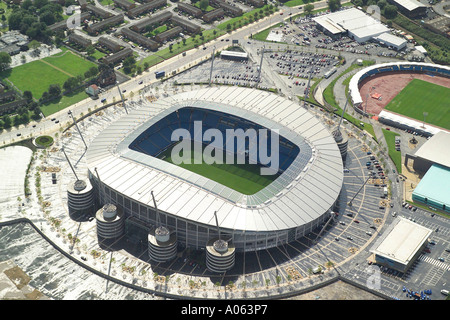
(414, 132, 450, 168)
(86, 87, 343, 233)
(370, 217, 432, 265)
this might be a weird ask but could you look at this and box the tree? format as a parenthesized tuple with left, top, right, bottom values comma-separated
(328, 0, 341, 12)
(0, 52, 11, 71)
(383, 5, 397, 19)
(86, 45, 95, 56)
(48, 84, 61, 97)
(199, 0, 209, 11)
(304, 3, 314, 15)
(23, 91, 33, 102)
(123, 56, 136, 74)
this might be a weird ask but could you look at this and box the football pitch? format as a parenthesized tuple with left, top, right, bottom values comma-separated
(158, 142, 279, 195)
(384, 79, 450, 130)
(0, 49, 95, 101)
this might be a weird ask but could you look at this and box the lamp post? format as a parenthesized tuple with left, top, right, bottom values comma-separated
(423, 112, 428, 129)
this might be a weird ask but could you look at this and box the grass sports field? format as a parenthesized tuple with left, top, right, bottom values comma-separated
(0, 49, 95, 101)
(158, 142, 279, 195)
(384, 79, 450, 130)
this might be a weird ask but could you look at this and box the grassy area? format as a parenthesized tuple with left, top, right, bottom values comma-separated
(322, 60, 377, 140)
(384, 79, 450, 130)
(92, 49, 106, 60)
(382, 128, 402, 174)
(284, 0, 305, 7)
(0, 49, 95, 100)
(146, 25, 168, 37)
(39, 89, 89, 117)
(42, 50, 96, 76)
(1, 60, 69, 99)
(139, 28, 226, 67)
(217, 5, 276, 31)
(159, 142, 279, 195)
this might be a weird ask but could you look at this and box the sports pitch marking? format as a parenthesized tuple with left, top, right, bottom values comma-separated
(38, 59, 75, 77)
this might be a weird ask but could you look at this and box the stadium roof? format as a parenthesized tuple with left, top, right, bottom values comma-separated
(378, 110, 446, 136)
(370, 217, 432, 266)
(86, 87, 344, 233)
(414, 131, 450, 168)
(412, 164, 450, 209)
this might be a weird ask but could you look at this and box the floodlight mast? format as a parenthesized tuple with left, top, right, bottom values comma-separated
(151, 191, 161, 226)
(214, 211, 221, 240)
(256, 46, 265, 88)
(337, 93, 350, 131)
(68, 110, 87, 150)
(209, 46, 215, 86)
(302, 61, 315, 108)
(61, 147, 79, 181)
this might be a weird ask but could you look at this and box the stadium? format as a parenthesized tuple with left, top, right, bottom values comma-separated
(86, 87, 344, 259)
(349, 62, 450, 136)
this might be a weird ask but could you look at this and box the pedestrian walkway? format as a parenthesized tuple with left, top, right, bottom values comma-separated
(418, 254, 450, 271)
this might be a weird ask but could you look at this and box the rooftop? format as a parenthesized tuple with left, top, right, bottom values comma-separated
(373, 32, 407, 47)
(370, 217, 432, 265)
(414, 131, 450, 168)
(413, 164, 450, 208)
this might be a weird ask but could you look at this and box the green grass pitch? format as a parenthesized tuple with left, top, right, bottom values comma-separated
(158, 142, 279, 195)
(0, 50, 95, 100)
(384, 79, 450, 130)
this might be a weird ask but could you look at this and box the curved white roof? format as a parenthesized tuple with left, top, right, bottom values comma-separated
(86, 87, 344, 233)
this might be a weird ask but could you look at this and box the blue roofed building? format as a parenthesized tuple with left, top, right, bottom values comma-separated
(412, 164, 450, 213)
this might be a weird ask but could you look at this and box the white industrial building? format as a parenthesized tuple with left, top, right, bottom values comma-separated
(373, 32, 407, 51)
(313, 7, 407, 44)
(370, 217, 432, 273)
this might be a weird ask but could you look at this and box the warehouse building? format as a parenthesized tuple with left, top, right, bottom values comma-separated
(412, 164, 450, 213)
(313, 7, 389, 43)
(410, 131, 450, 173)
(370, 217, 432, 273)
(387, 0, 427, 18)
(373, 32, 407, 51)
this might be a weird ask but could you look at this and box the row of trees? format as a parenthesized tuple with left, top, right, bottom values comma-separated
(7, 0, 66, 42)
(40, 65, 100, 104)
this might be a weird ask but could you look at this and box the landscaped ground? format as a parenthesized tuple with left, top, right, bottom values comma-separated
(382, 128, 401, 174)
